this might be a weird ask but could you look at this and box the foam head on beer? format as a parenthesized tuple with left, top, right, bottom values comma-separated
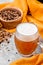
(16, 23, 39, 42)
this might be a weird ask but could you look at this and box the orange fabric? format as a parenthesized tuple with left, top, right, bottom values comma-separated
(0, 3, 9, 9)
(27, 0, 43, 38)
(10, 54, 43, 65)
(0, 0, 43, 38)
(27, 0, 43, 22)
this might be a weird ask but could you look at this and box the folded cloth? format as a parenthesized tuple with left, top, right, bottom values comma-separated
(27, 0, 43, 38)
(10, 54, 43, 65)
(27, 0, 43, 22)
(0, 0, 43, 38)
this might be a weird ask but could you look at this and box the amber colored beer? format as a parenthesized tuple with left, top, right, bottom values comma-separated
(15, 23, 39, 55)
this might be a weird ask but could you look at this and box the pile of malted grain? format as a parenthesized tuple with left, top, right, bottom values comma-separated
(0, 23, 12, 44)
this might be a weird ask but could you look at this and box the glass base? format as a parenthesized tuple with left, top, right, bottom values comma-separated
(17, 45, 42, 57)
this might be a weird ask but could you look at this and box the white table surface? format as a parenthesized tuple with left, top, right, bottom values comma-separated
(0, 34, 22, 65)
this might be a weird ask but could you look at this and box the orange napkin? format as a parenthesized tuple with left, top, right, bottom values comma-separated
(27, 0, 43, 38)
(27, 0, 43, 22)
(10, 54, 43, 65)
(0, 0, 43, 38)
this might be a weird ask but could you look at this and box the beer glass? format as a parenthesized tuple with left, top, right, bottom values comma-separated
(15, 23, 39, 56)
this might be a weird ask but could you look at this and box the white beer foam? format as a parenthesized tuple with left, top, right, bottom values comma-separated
(16, 23, 39, 42)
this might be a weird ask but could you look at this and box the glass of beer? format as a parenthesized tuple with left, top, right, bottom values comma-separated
(15, 23, 39, 56)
